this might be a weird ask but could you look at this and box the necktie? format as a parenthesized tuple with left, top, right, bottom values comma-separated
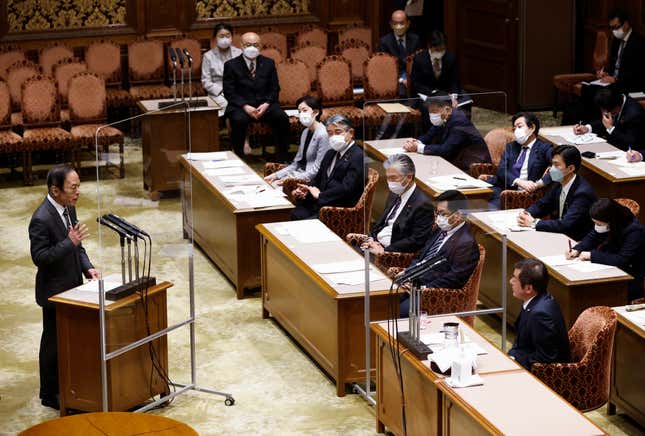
(510, 146, 528, 181)
(559, 188, 567, 218)
(297, 129, 314, 170)
(249, 61, 255, 79)
(62, 208, 72, 229)
(615, 40, 626, 78)
(398, 38, 406, 58)
(424, 231, 447, 259)
(432, 58, 441, 79)
(327, 151, 341, 177)
(385, 196, 402, 222)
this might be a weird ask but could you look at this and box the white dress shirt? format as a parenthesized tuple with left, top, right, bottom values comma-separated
(376, 183, 417, 246)
(47, 194, 69, 229)
(522, 295, 536, 310)
(435, 220, 465, 253)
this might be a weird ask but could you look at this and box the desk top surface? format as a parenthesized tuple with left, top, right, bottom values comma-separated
(540, 126, 645, 182)
(257, 220, 392, 297)
(372, 319, 605, 436)
(137, 96, 220, 114)
(180, 152, 293, 213)
(469, 209, 631, 285)
(613, 305, 645, 339)
(364, 138, 493, 197)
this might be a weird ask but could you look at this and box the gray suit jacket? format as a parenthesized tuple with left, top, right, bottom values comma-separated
(275, 121, 329, 181)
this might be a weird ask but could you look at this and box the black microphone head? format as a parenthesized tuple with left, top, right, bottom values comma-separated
(168, 47, 177, 62)
(175, 48, 185, 66)
(182, 48, 193, 66)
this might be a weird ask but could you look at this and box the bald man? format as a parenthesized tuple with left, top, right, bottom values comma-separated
(223, 32, 290, 160)
(377, 10, 421, 97)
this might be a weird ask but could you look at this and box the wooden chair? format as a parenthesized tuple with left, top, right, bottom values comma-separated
(316, 56, 362, 126)
(85, 40, 134, 111)
(532, 306, 617, 411)
(339, 24, 372, 53)
(259, 30, 288, 57)
(52, 57, 87, 117)
(405, 49, 425, 97)
(0, 46, 26, 81)
(67, 72, 124, 178)
(319, 167, 379, 238)
(260, 45, 284, 64)
(39, 43, 74, 76)
(6, 60, 40, 113)
(169, 36, 206, 97)
(128, 39, 173, 101)
(337, 39, 370, 85)
(345, 233, 417, 272)
(295, 25, 328, 52)
(291, 43, 326, 88)
(469, 127, 514, 178)
(0, 80, 24, 175)
(275, 58, 311, 134)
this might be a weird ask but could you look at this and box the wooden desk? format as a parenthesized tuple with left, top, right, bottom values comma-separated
(468, 209, 631, 327)
(372, 318, 606, 436)
(608, 306, 645, 427)
(180, 153, 293, 298)
(257, 220, 396, 396)
(138, 97, 220, 200)
(364, 138, 493, 222)
(49, 280, 172, 416)
(540, 126, 645, 209)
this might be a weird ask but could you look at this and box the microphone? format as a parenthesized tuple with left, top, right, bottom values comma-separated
(101, 214, 141, 239)
(107, 213, 150, 238)
(182, 48, 193, 67)
(395, 255, 447, 285)
(175, 48, 185, 68)
(97, 216, 132, 240)
(168, 47, 178, 69)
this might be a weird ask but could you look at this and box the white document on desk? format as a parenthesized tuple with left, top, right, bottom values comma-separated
(219, 175, 264, 185)
(205, 167, 245, 176)
(186, 151, 229, 161)
(324, 269, 387, 285)
(620, 165, 645, 177)
(379, 147, 407, 156)
(288, 223, 338, 244)
(581, 79, 611, 87)
(203, 160, 246, 169)
(284, 109, 299, 117)
(624, 310, 645, 326)
(313, 260, 367, 274)
(539, 254, 579, 267)
(75, 280, 122, 293)
(568, 262, 615, 273)
(426, 175, 491, 191)
(559, 132, 604, 145)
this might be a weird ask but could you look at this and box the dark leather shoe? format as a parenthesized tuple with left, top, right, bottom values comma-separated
(41, 395, 60, 410)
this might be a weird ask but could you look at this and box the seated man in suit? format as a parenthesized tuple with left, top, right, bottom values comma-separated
(517, 145, 597, 241)
(376, 10, 421, 98)
(402, 91, 491, 172)
(481, 112, 553, 209)
(399, 190, 480, 316)
(291, 115, 366, 220)
(223, 32, 290, 161)
(508, 259, 571, 370)
(362, 154, 434, 255)
(573, 87, 645, 152)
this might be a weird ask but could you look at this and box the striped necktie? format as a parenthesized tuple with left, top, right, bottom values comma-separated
(249, 61, 255, 79)
(424, 231, 447, 259)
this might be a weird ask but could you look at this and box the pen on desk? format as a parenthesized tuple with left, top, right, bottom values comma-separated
(568, 239, 572, 251)
(453, 176, 466, 181)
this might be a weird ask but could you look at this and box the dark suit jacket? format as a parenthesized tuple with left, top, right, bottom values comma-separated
(370, 186, 435, 253)
(574, 218, 645, 301)
(376, 31, 422, 73)
(489, 139, 553, 189)
(410, 50, 461, 97)
(417, 109, 491, 171)
(29, 198, 93, 307)
(526, 175, 597, 241)
(508, 292, 571, 370)
(308, 143, 366, 210)
(223, 54, 280, 112)
(606, 30, 645, 92)
(590, 96, 645, 151)
(409, 223, 480, 289)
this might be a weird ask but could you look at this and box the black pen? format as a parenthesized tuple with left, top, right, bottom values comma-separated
(453, 176, 467, 181)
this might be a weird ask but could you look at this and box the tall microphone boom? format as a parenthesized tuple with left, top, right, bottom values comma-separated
(182, 48, 193, 67)
(175, 48, 185, 68)
(97, 216, 132, 240)
(108, 213, 150, 237)
(395, 256, 447, 285)
(168, 47, 177, 68)
(101, 214, 140, 238)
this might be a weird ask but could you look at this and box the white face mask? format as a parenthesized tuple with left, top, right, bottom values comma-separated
(612, 28, 625, 40)
(430, 50, 445, 60)
(594, 224, 609, 233)
(429, 113, 444, 126)
(514, 126, 531, 145)
(329, 134, 347, 151)
(299, 112, 314, 127)
(217, 37, 232, 49)
(243, 46, 259, 60)
(435, 214, 452, 231)
(388, 179, 408, 196)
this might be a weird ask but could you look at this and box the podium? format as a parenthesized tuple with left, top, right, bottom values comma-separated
(49, 280, 172, 416)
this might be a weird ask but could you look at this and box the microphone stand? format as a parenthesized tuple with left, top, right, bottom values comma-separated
(183, 48, 193, 107)
(176, 48, 185, 102)
(169, 47, 178, 102)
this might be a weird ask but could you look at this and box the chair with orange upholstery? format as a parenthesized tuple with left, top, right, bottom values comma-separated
(405, 49, 425, 97)
(169, 36, 206, 97)
(0, 80, 24, 174)
(316, 56, 363, 126)
(275, 58, 311, 134)
(67, 72, 124, 178)
(20, 75, 73, 185)
(344, 233, 417, 272)
(85, 40, 134, 111)
(469, 127, 514, 178)
(337, 39, 370, 86)
(291, 43, 327, 89)
(0, 46, 26, 81)
(52, 58, 87, 120)
(319, 167, 379, 238)
(295, 25, 328, 52)
(127, 39, 173, 101)
(39, 43, 74, 76)
(259, 30, 288, 57)
(339, 24, 372, 53)
(260, 45, 284, 64)
(615, 198, 640, 217)
(552, 30, 609, 117)
(6, 60, 41, 128)
(531, 306, 617, 411)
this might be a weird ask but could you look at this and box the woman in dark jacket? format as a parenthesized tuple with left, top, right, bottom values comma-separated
(567, 198, 645, 302)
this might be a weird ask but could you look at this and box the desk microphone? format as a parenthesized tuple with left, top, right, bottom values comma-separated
(107, 213, 150, 238)
(182, 48, 193, 67)
(168, 47, 178, 69)
(175, 48, 185, 68)
(97, 216, 132, 240)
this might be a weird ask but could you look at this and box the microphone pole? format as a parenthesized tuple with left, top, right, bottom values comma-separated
(183, 48, 193, 106)
(97, 216, 133, 284)
(169, 47, 178, 102)
(102, 214, 142, 283)
(175, 48, 186, 101)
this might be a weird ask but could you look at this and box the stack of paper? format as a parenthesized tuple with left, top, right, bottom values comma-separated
(560, 132, 604, 145)
(568, 262, 615, 273)
(538, 254, 579, 267)
(203, 160, 245, 169)
(287, 222, 338, 244)
(379, 147, 407, 156)
(324, 269, 388, 285)
(219, 175, 263, 186)
(205, 167, 245, 177)
(312, 260, 366, 274)
(426, 175, 491, 191)
(186, 151, 228, 161)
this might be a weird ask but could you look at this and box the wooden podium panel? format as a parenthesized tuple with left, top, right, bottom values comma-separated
(50, 281, 172, 416)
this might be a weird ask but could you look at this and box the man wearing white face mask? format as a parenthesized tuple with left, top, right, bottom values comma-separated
(518, 145, 597, 241)
(223, 32, 290, 161)
(202, 22, 242, 117)
(291, 115, 366, 220)
(362, 154, 434, 255)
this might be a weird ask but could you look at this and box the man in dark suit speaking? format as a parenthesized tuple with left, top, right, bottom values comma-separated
(29, 164, 99, 409)
(223, 31, 290, 161)
(508, 259, 570, 370)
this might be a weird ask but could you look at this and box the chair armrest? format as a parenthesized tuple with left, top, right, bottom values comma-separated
(345, 233, 368, 247)
(375, 251, 415, 271)
(553, 73, 596, 92)
(264, 162, 287, 177)
(386, 266, 404, 279)
(281, 177, 308, 202)
(499, 188, 546, 211)
(469, 163, 497, 179)
(319, 205, 365, 238)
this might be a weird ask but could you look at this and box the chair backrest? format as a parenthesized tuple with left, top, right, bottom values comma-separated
(295, 25, 327, 51)
(338, 39, 370, 82)
(39, 43, 74, 76)
(0, 47, 26, 80)
(85, 40, 122, 85)
(7, 60, 41, 108)
(461, 244, 486, 322)
(21, 74, 60, 126)
(291, 43, 327, 86)
(405, 49, 424, 97)
(276, 59, 310, 107)
(363, 52, 399, 100)
(232, 34, 243, 51)
(259, 31, 288, 57)
(316, 55, 353, 104)
(355, 167, 379, 216)
(53, 58, 87, 104)
(67, 72, 107, 124)
(169, 37, 203, 75)
(592, 31, 610, 72)
(0, 80, 11, 128)
(128, 39, 165, 83)
(615, 198, 640, 217)
(484, 127, 514, 166)
(339, 24, 372, 52)
(260, 45, 284, 64)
